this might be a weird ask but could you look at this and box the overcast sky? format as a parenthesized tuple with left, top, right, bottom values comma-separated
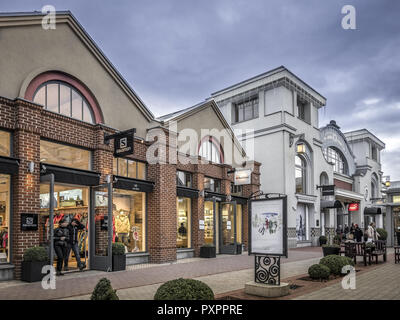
(1, 0, 399, 180)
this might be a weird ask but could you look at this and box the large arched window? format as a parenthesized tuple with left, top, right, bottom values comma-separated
(324, 147, 348, 175)
(199, 137, 223, 164)
(295, 155, 307, 194)
(33, 81, 95, 123)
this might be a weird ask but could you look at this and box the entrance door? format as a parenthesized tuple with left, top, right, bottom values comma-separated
(219, 202, 237, 254)
(40, 173, 55, 265)
(90, 182, 113, 271)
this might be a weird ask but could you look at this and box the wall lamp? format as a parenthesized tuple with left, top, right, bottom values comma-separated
(28, 161, 35, 174)
(289, 133, 305, 149)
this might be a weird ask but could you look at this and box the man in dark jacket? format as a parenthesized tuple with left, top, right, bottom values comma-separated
(64, 218, 86, 271)
(354, 224, 363, 242)
(54, 218, 70, 276)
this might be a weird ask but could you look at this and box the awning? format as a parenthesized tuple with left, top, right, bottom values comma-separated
(204, 191, 227, 202)
(0, 155, 19, 175)
(364, 207, 382, 215)
(177, 186, 199, 198)
(113, 175, 154, 193)
(321, 200, 343, 209)
(232, 195, 248, 205)
(40, 163, 101, 186)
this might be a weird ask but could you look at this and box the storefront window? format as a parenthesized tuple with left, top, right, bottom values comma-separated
(177, 171, 192, 188)
(0, 174, 10, 263)
(40, 140, 91, 170)
(204, 201, 215, 245)
(113, 189, 146, 253)
(295, 155, 306, 194)
(204, 177, 221, 193)
(114, 157, 146, 180)
(236, 204, 242, 243)
(177, 197, 191, 248)
(231, 183, 243, 196)
(0, 131, 10, 157)
(393, 195, 400, 203)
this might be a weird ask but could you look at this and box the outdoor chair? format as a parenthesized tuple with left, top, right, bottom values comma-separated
(370, 240, 387, 264)
(394, 246, 400, 264)
(353, 242, 371, 266)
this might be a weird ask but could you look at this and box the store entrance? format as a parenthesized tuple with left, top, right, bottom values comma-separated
(40, 180, 90, 273)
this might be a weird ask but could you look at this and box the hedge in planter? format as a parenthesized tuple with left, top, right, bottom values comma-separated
(154, 278, 214, 300)
(21, 246, 49, 283)
(308, 264, 330, 280)
(377, 228, 388, 241)
(200, 244, 216, 258)
(91, 278, 119, 300)
(112, 242, 126, 272)
(319, 236, 327, 246)
(319, 255, 354, 276)
(322, 244, 340, 256)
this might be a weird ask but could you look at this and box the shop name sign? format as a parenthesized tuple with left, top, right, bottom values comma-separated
(322, 185, 335, 196)
(21, 213, 38, 231)
(349, 203, 359, 212)
(104, 128, 136, 158)
(234, 169, 251, 185)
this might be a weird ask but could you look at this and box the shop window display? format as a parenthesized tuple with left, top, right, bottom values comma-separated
(113, 189, 146, 253)
(39, 183, 89, 271)
(0, 174, 10, 263)
(177, 197, 191, 248)
(236, 204, 242, 243)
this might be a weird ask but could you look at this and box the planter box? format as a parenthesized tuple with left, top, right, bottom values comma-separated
(112, 254, 126, 271)
(200, 246, 216, 258)
(319, 239, 327, 246)
(21, 261, 48, 282)
(322, 247, 340, 256)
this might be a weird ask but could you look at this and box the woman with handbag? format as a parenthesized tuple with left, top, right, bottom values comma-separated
(54, 218, 70, 276)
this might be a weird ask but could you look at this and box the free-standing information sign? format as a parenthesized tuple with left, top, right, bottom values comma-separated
(249, 194, 288, 257)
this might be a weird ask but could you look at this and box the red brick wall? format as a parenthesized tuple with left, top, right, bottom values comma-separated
(334, 178, 352, 191)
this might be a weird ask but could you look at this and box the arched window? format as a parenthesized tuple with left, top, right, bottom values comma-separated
(199, 137, 223, 164)
(371, 173, 379, 199)
(295, 155, 307, 194)
(33, 81, 95, 124)
(324, 147, 348, 175)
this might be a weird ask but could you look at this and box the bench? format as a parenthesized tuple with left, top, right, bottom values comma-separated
(344, 242, 371, 266)
(370, 240, 387, 264)
(394, 246, 400, 264)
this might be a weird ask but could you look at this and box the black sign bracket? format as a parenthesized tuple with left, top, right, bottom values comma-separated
(104, 128, 136, 158)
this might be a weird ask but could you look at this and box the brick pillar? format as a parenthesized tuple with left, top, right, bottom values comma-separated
(147, 128, 177, 263)
(12, 101, 42, 279)
(241, 161, 261, 251)
(192, 170, 204, 256)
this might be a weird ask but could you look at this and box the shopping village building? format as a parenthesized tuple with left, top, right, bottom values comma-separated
(0, 12, 260, 280)
(210, 67, 386, 247)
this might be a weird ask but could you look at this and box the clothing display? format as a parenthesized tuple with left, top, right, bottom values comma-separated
(115, 212, 131, 233)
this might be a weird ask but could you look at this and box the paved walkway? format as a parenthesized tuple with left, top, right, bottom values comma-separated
(295, 260, 400, 300)
(0, 247, 322, 300)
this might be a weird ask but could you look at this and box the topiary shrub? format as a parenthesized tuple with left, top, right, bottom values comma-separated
(319, 255, 355, 276)
(308, 264, 330, 280)
(333, 235, 341, 244)
(23, 246, 48, 262)
(90, 278, 119, 300)
(154, 278, 214, 300)
(377, 228, 387, 240)
(112, 242, 125, 255)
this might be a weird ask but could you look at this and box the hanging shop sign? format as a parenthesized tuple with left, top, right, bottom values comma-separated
(234, 169, 251, 186)
(249, 195, 287, 256)
(104, 128, 136, 158)
(21, 213, 38, 231)
(322, 185, 335, 196)
(348, 203, 359, 212)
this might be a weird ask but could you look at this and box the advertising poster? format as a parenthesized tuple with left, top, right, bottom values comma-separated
(250, 196, 287, 256)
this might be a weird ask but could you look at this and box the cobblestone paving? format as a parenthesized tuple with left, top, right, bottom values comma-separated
(0, 247, 322, 300)
(294, 261, 400, 300)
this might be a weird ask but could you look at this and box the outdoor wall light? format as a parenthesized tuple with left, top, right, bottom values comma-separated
(28, 161, 35, 174)
(385, 181, 391, 187)
(296, 143, 306, 154)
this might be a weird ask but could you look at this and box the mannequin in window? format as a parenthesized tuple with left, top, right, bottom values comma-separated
(178, 223, 187, 236)
(115, 209, 130, 246)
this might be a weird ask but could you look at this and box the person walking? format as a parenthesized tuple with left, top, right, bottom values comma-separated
(64, 218, 86, 271)
(367, 222, 380, 243)
(354, 224, 363, 242)
(54, 218, 70, 276)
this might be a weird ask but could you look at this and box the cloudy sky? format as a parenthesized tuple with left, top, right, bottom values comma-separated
(1, 0, 399, 179)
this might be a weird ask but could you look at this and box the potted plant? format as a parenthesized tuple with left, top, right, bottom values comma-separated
(322, 244, 340, 256)
(112, 243, 126, 271)
(366, 242, 376, 253)
(200, 243, 216, 258)
(376, 228, 388, 241)
(90, 278, 119, 300)
(319, 235, 328, 246)
(21, 246, 49, 282)
(333, 235, 341, 245)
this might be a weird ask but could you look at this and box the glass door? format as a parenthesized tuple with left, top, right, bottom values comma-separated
(40, 173, 55, 266)
(90, 181, 113, 271)
(219, 201, 237, 254)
